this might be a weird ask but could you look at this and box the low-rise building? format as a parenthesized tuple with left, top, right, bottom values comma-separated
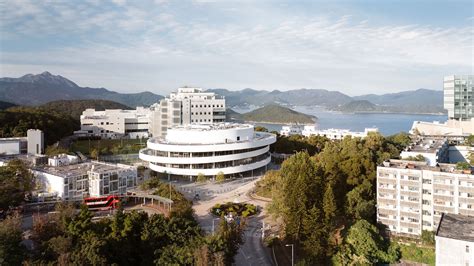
(139, 123, 276, 180)
(400, 138, 449, 166)
(435, 213, 474, 265)
(280, 124, 303, 136)
(32, 161, 137, 200)
(0, 129, 44, 156)
(377, 159, 474, 237)
(76, 107, 151, 139)
(302, 126, 378, 140)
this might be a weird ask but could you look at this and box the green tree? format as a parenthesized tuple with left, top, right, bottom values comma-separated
(90, 148, 99, 160)
(465, 134, 474, 146)
(456, 161, 471, 170)
(216, 171, 225, 183)
(254, 126, 268, 132)
(0, 213, 25, 265)
(323, 183, 337, 227)
(197, 173, 207, 183)
(346, 180, 376, 222)
(0, 159, 34, 210)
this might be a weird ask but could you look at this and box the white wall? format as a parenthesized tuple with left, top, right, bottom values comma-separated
(0, 141, 21, 155)
(32, 170, 66, 199)
(436, 236, 473, 266)
(165, 125, 254, 144)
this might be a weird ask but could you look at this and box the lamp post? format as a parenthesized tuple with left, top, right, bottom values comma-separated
(212, 218, 220, 235)
(285, 244, 294, 266)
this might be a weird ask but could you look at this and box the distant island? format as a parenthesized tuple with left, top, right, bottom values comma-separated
(331, 100, 446, 115)
(227, 104, 316, 124)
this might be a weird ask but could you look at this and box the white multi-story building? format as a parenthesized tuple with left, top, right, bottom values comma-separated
(76, 107, 151, 139)
(280, 125, 303, 136)
(435, 213, 474, 266)
(301, 126, 379, 140)
(33, 161, 137, 200)
(139, 123, 276, 180)
(377, 159, 474, 237)
(151, 87, 226, 137)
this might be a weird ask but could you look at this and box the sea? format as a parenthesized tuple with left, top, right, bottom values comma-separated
(232, 106, 447, 136)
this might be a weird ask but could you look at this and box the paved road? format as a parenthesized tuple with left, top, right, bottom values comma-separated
(191, 179, 274, 266)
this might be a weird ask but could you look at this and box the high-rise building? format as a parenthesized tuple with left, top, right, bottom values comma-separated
(151, 87, 226, 137)
(444, 75, 474, 121)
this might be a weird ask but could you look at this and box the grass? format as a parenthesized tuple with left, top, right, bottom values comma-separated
(70, 139, 146, 155)
(399, 243, 435, 266)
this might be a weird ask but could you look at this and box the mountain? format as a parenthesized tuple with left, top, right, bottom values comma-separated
(229, 104, 316, 124)
(334, 100, 377, 112)
(352, 88, 445, 113)
(207, 88, 352, 107)
(0, 101, 17, 110)
(0, 72, 163, 107)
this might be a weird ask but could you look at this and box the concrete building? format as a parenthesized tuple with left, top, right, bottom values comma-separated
(0, 137, 27, 155)
(280, 124, 303, 136)
(377, 159, 474, 237)
(444, 75, 474, 121)
(33, 161, 137, 200)
(139, 123, 276, 180)
(151, 87, 226, 137)
(76, 107, 151, 139)
(301, 126, 379, 140)
(48, 154, 80, 167)
(411, 119, 474, 136)
(27, 129, 44, 155)
(0, 129, 44, 156)
(435, 213, 474, 266)
(399, 138, 449, 166)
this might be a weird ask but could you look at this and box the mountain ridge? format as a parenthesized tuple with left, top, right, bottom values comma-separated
(0, 72, 164, 107)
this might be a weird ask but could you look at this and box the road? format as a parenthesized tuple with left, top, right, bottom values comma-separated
(190, 179, 274, 266)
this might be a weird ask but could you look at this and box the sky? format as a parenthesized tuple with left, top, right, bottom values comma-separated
(0, 0, 473, 96)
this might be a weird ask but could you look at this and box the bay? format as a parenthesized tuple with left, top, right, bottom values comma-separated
(234, 106, 447, 136)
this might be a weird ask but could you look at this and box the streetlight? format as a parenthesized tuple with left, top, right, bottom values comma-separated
(285, 244, 294, 266)
(212, 218, 220, 235)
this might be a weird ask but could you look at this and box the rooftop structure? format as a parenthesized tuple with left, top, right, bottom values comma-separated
(140, 123, 275, 180)
(33, 161, 137, 200)
(435, 213, 474, 265)
(400, 137, 449, 166)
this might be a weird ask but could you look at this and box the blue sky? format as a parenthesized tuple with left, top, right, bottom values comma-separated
(0, 0, 472, 96)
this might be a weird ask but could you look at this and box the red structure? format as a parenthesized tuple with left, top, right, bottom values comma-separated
(84, 195, 121, 211)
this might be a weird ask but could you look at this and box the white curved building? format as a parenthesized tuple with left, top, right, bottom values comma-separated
(139, 123, 276, 179)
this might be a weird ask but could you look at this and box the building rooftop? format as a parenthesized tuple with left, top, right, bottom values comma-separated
(170, 123, 252, 132)
(436, 213, 474, 242)
(34, 161, 135, 177)
(380, 159, 473, 174)
(0, 137, 27, 142)
(403, 137, 448, 153)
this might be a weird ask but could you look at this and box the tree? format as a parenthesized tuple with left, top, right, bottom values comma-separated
(334, 219, 399, 265)
(197, 173, 207, 183)
(346, 180, 376, 222)
(465, 134, 474, 146)
(0, 213, 25, 265)
(456, 161, 471, 170)
(323, 183, 337, 227)
(90, 148, 99, 160)
(0, 159, 35, 210)
(216, 171, 225, 183)
(254, 126, 268, 132)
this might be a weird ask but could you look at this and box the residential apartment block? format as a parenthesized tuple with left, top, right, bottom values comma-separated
(377, 159, 474, 237)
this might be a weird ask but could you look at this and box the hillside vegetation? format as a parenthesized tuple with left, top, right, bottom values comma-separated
(40, 99, 131, 120)
(229, 104, 316, 124)
(0, 99, 131, 145)
(0, 101, 17, 110)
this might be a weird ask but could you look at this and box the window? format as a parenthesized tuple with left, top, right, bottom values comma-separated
(466, 245, 470, 253)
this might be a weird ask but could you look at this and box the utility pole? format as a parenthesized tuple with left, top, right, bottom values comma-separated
(285, 244, 294, 266)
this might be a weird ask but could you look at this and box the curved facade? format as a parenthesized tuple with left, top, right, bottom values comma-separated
(139, 123, 276, 178)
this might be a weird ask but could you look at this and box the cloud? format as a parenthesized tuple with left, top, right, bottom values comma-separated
(0, 1, 472, 95)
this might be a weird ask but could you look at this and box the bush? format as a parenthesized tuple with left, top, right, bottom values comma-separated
(196, 173, 207, 183)
(216, 172, 225, 183)
(210, 202, 258, 217)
